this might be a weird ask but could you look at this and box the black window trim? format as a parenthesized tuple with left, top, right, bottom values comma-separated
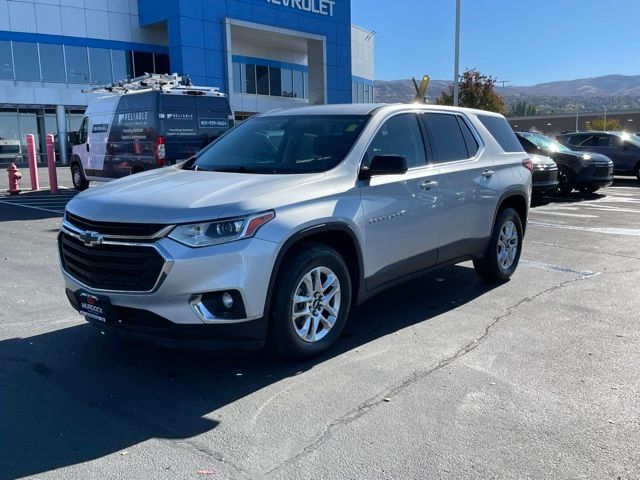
(421, 111, 485, 165)
(360, 110, 431, 173)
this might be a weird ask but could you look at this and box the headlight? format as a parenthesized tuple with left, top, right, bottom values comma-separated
(168, 211, 275, 247)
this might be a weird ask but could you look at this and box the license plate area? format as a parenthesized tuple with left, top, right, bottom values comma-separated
(77, 291, 114, 323)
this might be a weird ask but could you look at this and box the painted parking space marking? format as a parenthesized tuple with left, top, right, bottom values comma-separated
(0, 190, 78, 214)
(529, 220, 640, 237)
(520, 260, 599, 277)
(531, 211, 599, 218)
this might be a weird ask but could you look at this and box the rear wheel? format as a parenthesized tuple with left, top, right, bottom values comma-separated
(474, 208, 523, 282)
(269, 243, 351, 359)
(71, 163, 89, 191)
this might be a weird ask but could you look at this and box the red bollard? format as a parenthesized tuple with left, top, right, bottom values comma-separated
(26, 134, 39, 191)
(7, 163, 22, 195)
(46, 134, 59, 194)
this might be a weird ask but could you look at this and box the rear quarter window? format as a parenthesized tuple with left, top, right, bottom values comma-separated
(477, 115, 524, 153)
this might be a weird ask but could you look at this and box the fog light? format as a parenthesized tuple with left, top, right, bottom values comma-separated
(221, 292, 234, 309)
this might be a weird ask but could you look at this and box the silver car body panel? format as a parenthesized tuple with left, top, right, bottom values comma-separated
(62, 104, 531, 327)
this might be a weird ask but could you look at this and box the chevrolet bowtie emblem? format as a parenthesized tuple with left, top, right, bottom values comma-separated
(80, 231, 104, 247)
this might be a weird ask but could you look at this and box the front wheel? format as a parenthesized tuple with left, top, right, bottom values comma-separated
(557, 168, 573, 194)
(71, 163, 89, 191)
(269, 243, 352, 359)
(474, 208, 524, 282)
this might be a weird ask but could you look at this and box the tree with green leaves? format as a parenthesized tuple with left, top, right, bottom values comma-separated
(436, 69, 505, 114)
(585, 117, 622, 131)
(509, 100, 537, 117)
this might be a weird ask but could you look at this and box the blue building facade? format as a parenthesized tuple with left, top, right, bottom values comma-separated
(138, 0, 355, 105)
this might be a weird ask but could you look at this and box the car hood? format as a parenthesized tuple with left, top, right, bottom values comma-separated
(548, 149, 612, 166)
(66, 166, 336, 223)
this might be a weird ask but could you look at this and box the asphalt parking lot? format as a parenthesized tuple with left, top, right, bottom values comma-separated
(1, 176, 639, 479)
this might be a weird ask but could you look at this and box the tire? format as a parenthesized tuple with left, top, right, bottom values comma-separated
(71, 163, 89, 191)
(557, 168, 573, 194)
(473, 208, 524, 282)
(269, 242, 352, 359)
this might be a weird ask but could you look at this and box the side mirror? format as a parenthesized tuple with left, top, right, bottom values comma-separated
(360, 155, 408, 179)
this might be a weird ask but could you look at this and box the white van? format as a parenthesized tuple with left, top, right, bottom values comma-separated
(70, 74, 233, 190)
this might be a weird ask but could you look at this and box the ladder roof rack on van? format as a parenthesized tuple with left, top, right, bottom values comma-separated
(81, 73, 227, 97)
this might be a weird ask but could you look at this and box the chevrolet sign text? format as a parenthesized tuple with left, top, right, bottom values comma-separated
(267, 0, 335, 17)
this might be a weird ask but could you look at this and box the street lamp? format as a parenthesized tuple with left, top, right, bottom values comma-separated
(453, 0, 461, 106)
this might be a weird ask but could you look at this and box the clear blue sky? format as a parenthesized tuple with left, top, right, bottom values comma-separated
(351, 0, 640, 85)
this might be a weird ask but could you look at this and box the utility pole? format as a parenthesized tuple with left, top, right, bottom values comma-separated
(604, 105, 607, 131)
(453, 0, 461, 106)
(497, 80, 510, 88)
(575, 104, 579, 131)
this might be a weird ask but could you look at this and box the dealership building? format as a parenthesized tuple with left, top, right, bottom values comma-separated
(0, 0, 375, 164)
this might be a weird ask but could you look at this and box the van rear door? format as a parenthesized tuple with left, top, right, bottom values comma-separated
(159, 94, 232, 163)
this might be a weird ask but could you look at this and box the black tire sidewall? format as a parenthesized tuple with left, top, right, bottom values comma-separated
(270, 244, 352, 359)
(71, 164, 88, 190)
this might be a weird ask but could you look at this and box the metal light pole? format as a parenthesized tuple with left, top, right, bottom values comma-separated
(453, 0, 461, 106)
(604, 105, 607, 131)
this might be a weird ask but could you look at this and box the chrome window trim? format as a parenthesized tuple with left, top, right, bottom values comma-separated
(59, 225, 174, 295)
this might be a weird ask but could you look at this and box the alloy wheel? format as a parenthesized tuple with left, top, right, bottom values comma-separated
(497, 220, 518, 270)
(291, 266, 341, 343)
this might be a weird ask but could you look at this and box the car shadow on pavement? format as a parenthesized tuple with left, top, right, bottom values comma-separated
(1, 264, 499, 479)
(532, 190, 606, 206)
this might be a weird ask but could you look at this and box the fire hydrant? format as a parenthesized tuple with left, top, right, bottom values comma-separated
(7, 163, 22, 195)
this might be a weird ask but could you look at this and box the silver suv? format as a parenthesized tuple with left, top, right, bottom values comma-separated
(59, 104, 532, 358)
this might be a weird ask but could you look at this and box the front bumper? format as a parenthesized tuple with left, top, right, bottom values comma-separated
(60, 231, 280, 347)
(576, 163, 614, 188)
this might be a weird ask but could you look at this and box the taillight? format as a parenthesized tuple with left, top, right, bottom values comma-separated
(522, 158, 533, 173)
(155, 136, 166, 166)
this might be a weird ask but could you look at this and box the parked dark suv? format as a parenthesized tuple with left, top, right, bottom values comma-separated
(556, 131, 640, 180)
(516, 131, 613, 194)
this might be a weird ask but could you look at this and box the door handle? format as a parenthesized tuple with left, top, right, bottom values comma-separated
(482, 169, 494, 178)
(420, 179, 438, 190)
(86, 143, 90, 152)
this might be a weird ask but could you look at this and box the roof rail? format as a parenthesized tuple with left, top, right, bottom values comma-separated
(81, 73, 226, 97)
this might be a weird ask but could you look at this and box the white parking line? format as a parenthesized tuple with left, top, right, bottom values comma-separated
(529, 221, 640, 237)
(520, 260, 598, 277)
(531, 211, 599, 218)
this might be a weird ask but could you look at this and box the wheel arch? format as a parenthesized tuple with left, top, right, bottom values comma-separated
(493, 190, 528, 234)
(263, 223, 365, 320)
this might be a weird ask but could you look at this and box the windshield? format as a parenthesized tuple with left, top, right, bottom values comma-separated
(521, 132, 572, 153)
(617, 132, 640, 148)
(193, 115, 369, 174)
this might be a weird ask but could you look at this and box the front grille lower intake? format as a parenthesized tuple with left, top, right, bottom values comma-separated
(59, 233, 166, 292)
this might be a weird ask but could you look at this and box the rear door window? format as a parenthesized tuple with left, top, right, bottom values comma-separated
(457, 116, 479, 157)
(477, 114, 524, 153)
(424, 113, 469, 163)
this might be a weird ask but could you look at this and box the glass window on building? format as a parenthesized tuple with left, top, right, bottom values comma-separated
(357, 82, 364, 103)
(154, 53, 170, 74)
(13, 42, 40, 81)
(111, 50, 133, 81)
(0, 41, 13, 80)
(18, 110, 39, 158)
(292, 70, 303, 99)
(364, 84, 370, 103)
(352, 82, 357, 102)
(39, 44, 66, 82)
(281, 68, 293, 97)
(269, 67, 281, 97)
(256, 65, 269, 95)
(65, 45, 89, 83)
(233, 62, 243, 93)
(133, 51, 154, 77)
(0, 110, 21, 161)
(303, 72, 309, 99)
(245, 64, 256, 94)
(89, 48, 112, 85)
